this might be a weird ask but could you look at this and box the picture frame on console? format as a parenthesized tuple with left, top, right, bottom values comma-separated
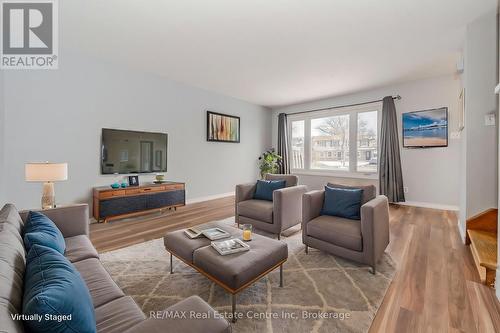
(128, 175, 139, 186)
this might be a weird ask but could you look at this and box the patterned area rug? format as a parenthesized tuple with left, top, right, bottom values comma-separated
(100, 218, 395, 333)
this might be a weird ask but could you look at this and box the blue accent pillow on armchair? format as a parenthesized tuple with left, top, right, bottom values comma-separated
(23, 244, 96, 333)
(321, 186, 363, 220)
(24, 211, 66, 255)
(253, 180, 286, 201)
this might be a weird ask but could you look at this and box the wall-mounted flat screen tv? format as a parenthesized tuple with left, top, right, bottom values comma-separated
(402, 107, 448, 148)
(101, 128, 168, 174)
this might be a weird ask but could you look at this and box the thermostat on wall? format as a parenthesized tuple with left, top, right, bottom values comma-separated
(484, 113, 496, 126)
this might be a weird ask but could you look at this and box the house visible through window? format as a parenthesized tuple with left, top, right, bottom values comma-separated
(291, 120, 304, 169)
(288, 103, 380, 176)
(357, 111, 378, 173)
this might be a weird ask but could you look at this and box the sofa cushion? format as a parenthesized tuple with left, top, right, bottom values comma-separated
(23, 244, 96, 333)
(73, 258, 125, 308)
(0, 301, 24, 333)
(253, 179, 286, 201)
(0, 204, 24, 234)
(0, 224, 26, 313)
(321, 186, 363, 220)
(65, 235, 100, 263)
(307, 215, 363, 251)
(237, 199, 274, 223)
(327, 183, 376, 205)
(24, 211, 66, 254)
(0, 227, 25, 333)
(95, 296, 145, 333)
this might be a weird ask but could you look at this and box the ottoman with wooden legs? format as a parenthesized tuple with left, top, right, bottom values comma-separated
(164, 224, 288, 323)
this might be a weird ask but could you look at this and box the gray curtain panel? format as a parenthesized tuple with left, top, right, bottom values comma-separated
(379, 96, 405, 202)
(277, 113, 290, 174)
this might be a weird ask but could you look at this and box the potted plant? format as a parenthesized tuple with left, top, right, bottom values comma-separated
(258, 149, 282, 179)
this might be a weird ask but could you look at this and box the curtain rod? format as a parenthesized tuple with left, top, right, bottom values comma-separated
(285, 95, 401, 116)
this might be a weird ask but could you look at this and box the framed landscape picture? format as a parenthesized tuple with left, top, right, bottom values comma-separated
(402, 107, 448, 148)
(207, 111, 240, 143)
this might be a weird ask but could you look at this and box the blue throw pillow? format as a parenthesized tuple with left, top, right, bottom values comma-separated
(321, 186, 363, 220)
(253, 179, 287, 201)
(24, 211, 65, 255)
(23, 244, 96, 333)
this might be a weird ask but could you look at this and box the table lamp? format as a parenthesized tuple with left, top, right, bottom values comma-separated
(25, 162, 68, 209)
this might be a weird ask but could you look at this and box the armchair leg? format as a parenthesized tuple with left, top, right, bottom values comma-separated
(370, 265, 376, 275)
(277, 233, 281, 240)
(305, 245, 309, 254)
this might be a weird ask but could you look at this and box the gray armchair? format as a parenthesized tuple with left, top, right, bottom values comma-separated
(235, 174, 307, 239)
(302, 183, 389, 274)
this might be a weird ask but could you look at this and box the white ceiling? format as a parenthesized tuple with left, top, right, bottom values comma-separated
(62, 0, 497, 107)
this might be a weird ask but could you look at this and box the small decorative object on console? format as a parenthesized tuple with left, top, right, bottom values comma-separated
(120, 181, 128, 188)
(211, 238, 250, 256)
(110, 183, 120, 189)
(128, 175, 139, 186)
(154, 174, 166, 184)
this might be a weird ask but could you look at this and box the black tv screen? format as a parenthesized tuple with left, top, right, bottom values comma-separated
(402, 107, 448, 148)
(101, 128, 168, 174)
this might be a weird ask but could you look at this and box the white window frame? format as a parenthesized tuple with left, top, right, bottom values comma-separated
(288, 102, 381, 179)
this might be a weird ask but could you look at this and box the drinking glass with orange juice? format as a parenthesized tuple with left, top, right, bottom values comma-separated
(242, 224, 252, 241)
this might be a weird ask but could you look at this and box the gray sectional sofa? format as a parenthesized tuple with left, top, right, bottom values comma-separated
(0, 203, 231, 333)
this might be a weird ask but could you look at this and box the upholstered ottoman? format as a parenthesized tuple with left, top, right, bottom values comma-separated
(164, 225, 288, 322)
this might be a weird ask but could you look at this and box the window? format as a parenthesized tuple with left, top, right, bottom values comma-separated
(291, 120, 304, 169)
(357, 111, 378, 173)
(288, 103, 380, 177)
(311, 115, 349, 171)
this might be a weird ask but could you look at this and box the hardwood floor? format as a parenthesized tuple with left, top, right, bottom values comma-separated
(369, 204, 500, 333)
(90, 196, 234, 252)
(89, 196, 500, 332)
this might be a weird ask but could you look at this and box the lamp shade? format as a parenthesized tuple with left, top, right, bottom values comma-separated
(25, 163, 68, 182)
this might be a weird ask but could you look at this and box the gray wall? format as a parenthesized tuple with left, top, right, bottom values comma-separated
(2, 52, 272, 210)
(459, 11, 498, 234)
(272, 75, 462, 209)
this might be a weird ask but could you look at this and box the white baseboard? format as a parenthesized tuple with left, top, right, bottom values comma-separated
(186, 192, 234, 204)
(457, 219, 466, 242)
(397, 201, 459, 211)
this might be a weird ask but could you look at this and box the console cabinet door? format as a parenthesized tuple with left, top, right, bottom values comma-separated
(98, 189, 185, 219)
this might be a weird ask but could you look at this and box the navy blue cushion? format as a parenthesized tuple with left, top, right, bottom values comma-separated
(24, 211, 65, 255)
(253, 179, 286, 201)
(23, 244, 96, 333)
(321, 186, 363, 220)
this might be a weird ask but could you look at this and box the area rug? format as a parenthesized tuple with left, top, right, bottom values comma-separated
(100, 217, 395, 333)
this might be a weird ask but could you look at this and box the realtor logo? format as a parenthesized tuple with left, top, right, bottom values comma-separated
(1, 0, 58, 69)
